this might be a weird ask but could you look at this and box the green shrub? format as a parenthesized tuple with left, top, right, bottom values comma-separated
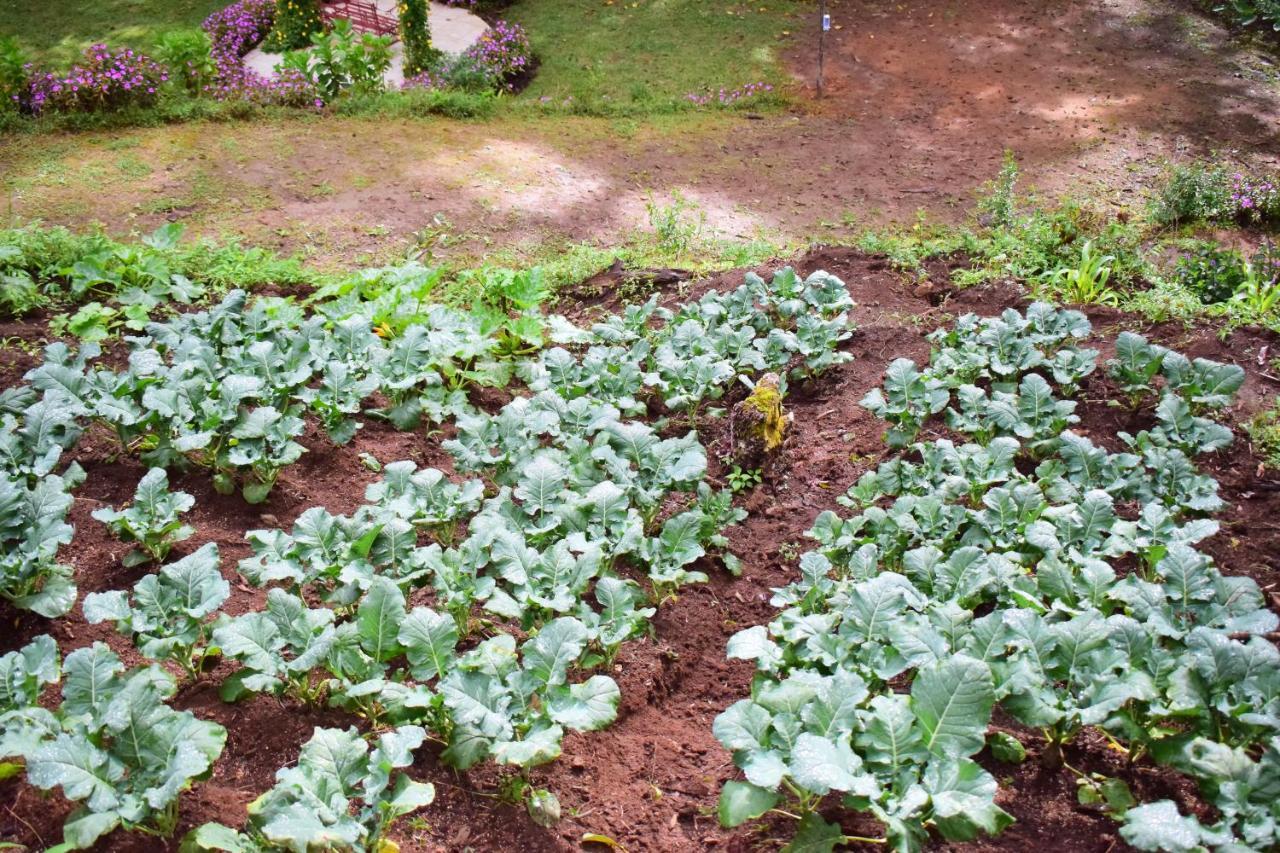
(1212, 0, 1280, 33)
(978, 149, 1019, 228)
(265, 0, 325, 51)
(0, 35, 26, 111)
(282, 20, 392, 99)
(1150, 161, 1233, 226)
(334, 87, 498, 119)
(1173, 242, 1248, 304)
(399, 0, 437, 76)
(156, 30, 215, 95)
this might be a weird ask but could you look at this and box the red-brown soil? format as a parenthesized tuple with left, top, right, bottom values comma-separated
(2, 246, 1278, 851)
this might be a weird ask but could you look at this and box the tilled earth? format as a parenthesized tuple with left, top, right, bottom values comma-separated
(2, 246, 1280, 851)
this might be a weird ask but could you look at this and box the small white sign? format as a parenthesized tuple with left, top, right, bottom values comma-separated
(822, 13, 831, 31)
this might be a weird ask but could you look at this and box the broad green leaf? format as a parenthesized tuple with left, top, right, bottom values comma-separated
(718, 780, 778, 828)
(911, 655, 995, 758)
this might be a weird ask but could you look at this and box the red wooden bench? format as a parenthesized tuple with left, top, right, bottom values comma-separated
(322, 0, 399, 37)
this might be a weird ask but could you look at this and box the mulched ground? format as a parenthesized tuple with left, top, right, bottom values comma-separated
(2, 246, 1279, 851)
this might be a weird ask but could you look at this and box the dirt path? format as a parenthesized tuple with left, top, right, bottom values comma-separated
(3, 0, 1278, 264)
(787, 0, 1280, 196)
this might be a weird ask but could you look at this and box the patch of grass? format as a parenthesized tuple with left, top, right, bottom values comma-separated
(1247, 401, 1280, 471)
(0, 0, 226, 68)
(506, 0, 806, 105)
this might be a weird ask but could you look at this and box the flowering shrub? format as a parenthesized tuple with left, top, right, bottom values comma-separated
(1174, 243, 1248, 304)
(1231, 172, 1280, 223)
(204, 0, 275, 61)
(399, 0, 436, 76)
(458, 20, 531, 91)
(25, 45, 167, 114)
(402, 19, 530, 94)
(199, 0, 319, 106)
(684, 81, 774, 107)
(401, 69, 445, 90)
(265, 0, 325, 51)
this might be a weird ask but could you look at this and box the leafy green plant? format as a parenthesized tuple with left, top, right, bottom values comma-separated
(727, 465, 761, 493)
(214, 588, 340, 705)
(157, 30, 215, 95)
(1150, 160, 1233, 226)
(398, 0, 437, 76)
(1038, 241, 1120, 306)
(1173, 242, 1248, 305)
(83, 543, 229, 679)
(1213, 0, 1280, 29)
(645, 190, 705, 257)
(184, 725, 433, 853)
(0, 642, 226, 849)
(1231, 257, 1280, 317)
(1, 467, 82, 618)
(92, 467, 195, 566)
(265, 0, 324, 51)
(1106, 331, 1166, 405)
(0, 635, 59, 773)
(860, 358, 949, 448)
(464, 265, 551, 356)
(1247, 400, 1280, 470)
(0, 35, 27, 111)
(977, 149, 1019, 228)
(285, 20, 393, 100)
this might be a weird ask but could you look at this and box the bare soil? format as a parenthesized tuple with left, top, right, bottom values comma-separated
(2, 245, 1279, 852)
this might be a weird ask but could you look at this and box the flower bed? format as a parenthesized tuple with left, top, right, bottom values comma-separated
(25, 44, 167, 114)
(1232, 172, 1280, 224)
(202, 0, 319, 106)
(402, 19, 532, 93)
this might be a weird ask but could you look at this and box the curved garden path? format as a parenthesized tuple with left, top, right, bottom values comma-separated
(241, 0, 488, 87)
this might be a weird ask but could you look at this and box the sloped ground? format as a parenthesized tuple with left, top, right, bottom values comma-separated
(3, 0, 1279, 266)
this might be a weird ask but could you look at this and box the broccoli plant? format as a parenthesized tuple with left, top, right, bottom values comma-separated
(576, 576, 654, 666)
(1106, 331, 1167, 406)
(183, 725, 433, 853)
(860, 358, 950, 448)
(1, 642, 226, 850)
(83, 543, 229, 678)
(0, 635, 60, 774)
(214, 588, 340, 705)
(92, 466, 195, 566)
(1, 469, 81, 617)
(295, 361, 379, 446)
(0, 385, 85, 618)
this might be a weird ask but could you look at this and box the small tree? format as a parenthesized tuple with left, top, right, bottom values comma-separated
(265, 0, 325, 51)
(399, 0, 437, 76)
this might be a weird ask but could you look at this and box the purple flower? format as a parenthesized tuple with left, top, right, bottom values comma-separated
(23, 43, 166, 114)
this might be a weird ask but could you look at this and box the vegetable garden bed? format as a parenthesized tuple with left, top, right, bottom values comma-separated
(1, 246, 1278, 852)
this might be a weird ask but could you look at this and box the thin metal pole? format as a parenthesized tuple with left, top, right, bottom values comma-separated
(818, 0, 828, 99)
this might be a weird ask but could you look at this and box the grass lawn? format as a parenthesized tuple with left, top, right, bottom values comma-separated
(0, 0, 227, 68)
(2, 0, 806, 105)
(508, 0, 807, 103)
